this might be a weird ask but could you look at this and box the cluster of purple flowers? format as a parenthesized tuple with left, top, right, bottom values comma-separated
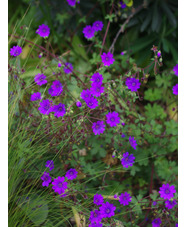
(125, 77, 141, 92)
(36, 24, 50, 38)
(89, 191, 132, 226)
(9, 45, 22, 57)
(83, 21, 103, 39)
(41, 160, 78, 197)
(101, 52, 115, 66)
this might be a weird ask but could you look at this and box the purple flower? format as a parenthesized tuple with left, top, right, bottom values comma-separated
(121, 152, 135, 168)
(52, 176, 68, 195)
(76, 101, 82, 107)
(165, 199, 177, 209)
(89, 223, 103, 227)
(152, 218, 162, 227)
(93, 194, 104, 206)
(173, 64, 178, 76)
(36, 24, 50, 38)
(89, 210, 102, 223)
(92, 21, 104, 32)
(152, 201, 157, 206)
(101, 52, 115, 66)
(83, 25, 95, 39)
(64, 62, 73, 74)
(119, 1, 126, 9)
(121, 122, 125, 126)
(129, 136, 137, 150)
(114, 194, 117, 199)
(58, 62, 62, 67)
(49, 80, 63, 97)
(175, 224, 178, 227)
(172, 84, 178, 95)
(9, 45, 22, 57)
(159, 184, 176, 200)
(90, 72, 103, 84)
(34, 73, 47, 86)
(45, 160, 54, 171)
(86, 97, 99, 109)
(99, 201, 116, 218)
(92, 121, 106, 135)
(65, 168, 78, 180)
(125, 77, 141, 92)
(30, 92, 41, 101)
(38, 99, 53, 115)
(157, 51, 161, 58)
(81, 89, 92, 101)
(53, 103, 66, 118)
(119, 192, 132, 206)
(66, 0, 76, 6)
(121, 133, 126, 138)
(121, 51, 124, 55)
(90, 83, 104, 97)
(106, 111, 120, 127)
(41, 172, 52, 187)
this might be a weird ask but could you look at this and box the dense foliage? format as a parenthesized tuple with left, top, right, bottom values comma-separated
(8, 0, 178, 226)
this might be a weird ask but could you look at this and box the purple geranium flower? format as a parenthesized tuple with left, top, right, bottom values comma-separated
(86, 97, 99, 109)
(93, 194, 104, 206)
(173, 64, 178, 76)
(83, 25, 95, 39)
(65, 168, 78, 180)
(30, 92, 41, 101)
(9, 45, 22, 57)
(119, 192, 132, 206)
(172, 84, 178, 95)
(36, 24, 50, 38)
(90, 72, 103, 84)
(38, 99, 53, 115)
(121, 152, 135, 168)
(48, 80, 63, 97)
(157, 51, 161, 58)
(90, 83, 104, 97)
(89, 210, 102, 224)
(165, 199, 177, 209)
(52, 176, 68, 195)
(129, 136, 137, 150)
(76, 101, 82, 107)
(106, 111, 120, 127)
(81, 89, 92, 101)
(66, 0, 76, 6)
(58, 62, 62, 67)
(101, 52, 115, 66)
(41, 172, 52, 187)
(152, 201, 157, 206)
(53, 103, 66, 118)
(126, 77, 141, 92)
(159, 184, 176, 200)
(92, 21, 104, 32)
(34, 73, 47, 86)
(64, 62, 73, 74)
(121, 133, 126, 138)
(45, 160, 54, 171)
(119, 1, 126, 9)
(92, 121, 105, 135)
(152, 218, 162, 227)
(99, 201, 116, 218)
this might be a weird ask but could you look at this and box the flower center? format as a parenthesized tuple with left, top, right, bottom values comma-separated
(125, 157, 129, 162)
(96, 78, 100, 82)
(44, 105, 50, 110)
(58, 106, 63, 111)
(58, 183, 63, 188)
(110, 117, 115, 121)
(106, 208, 110, 214)
(132, 83, 136, 86)
(165, 189, 170, 194)
(105, 57, 109, 61)
(70, 171, 73, 175)
(96, 125, 100, 129)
